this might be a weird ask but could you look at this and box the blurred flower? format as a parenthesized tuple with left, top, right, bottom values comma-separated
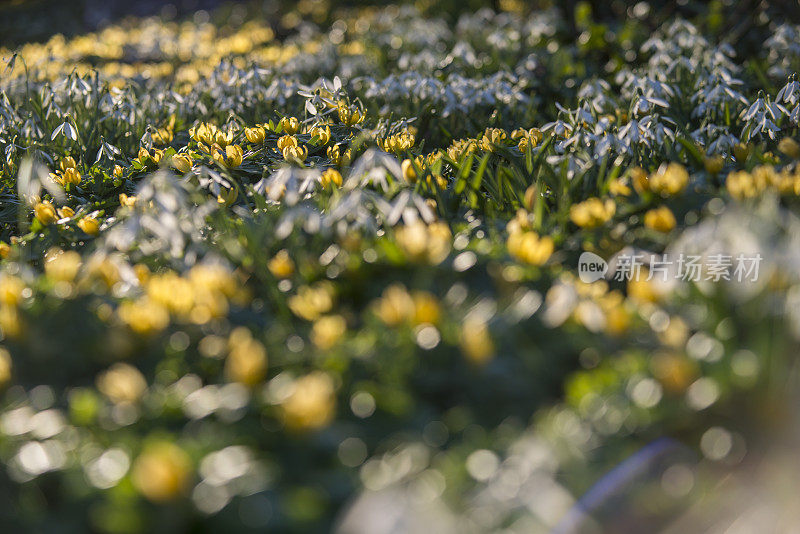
(649, 163, 689, 196)
(97, 363, 147, 404)
(460, 317, 494, 364)
(644, 206, 677, 233)
(225, 327, 268, 387)
(34, 201, 57, 225)
(132, 442, 192, 502)
(311, 315, 347, 349)
(280, 372, 336, 431)
(268, 250, 295, 278)
(570, 198, 616, 228)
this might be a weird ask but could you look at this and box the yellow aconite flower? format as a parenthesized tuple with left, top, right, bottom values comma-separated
(628, 272, 660, 303)
(214, 144, 243, 168)
(460, 317, 494, 365)
(480, 127, 509, 151)
(319, 168, 342, 188)
(245, 126, 266, 144)
(395, 221, 452, 264)
(327, 144, 353, 166)
(60, 167, 82, 185)
(147, 272, 194, 316)
(379, 130, 415, 153)
(412, 291, 441, 325)
(280, 372, 336, 431)
(609, 178, 632, 196)
(135, 147, 164, 168)
(118, 298, 170, 335)
(132, 442, 191, 502)
(34, 201, 57, 225)
(779, 137, 800, 159)
(651, 352, 697, 394)
(190, 123, 217, 145)
(171, 153, 193, 173)
(113, 165, 124, 178)
(45, 248, 81, 282)
(288, 283, 335, 321)
(217, 187, 238, 206)
(97, 363, 147, 404)
(0, 305, 22, 338)
(279, 116, 300, 134)
(644, 206, 677, 233)
(507, 231, 555, 265)
(0, 242, 10, 259)
(57, 206, 75, 219)
(310, 124, 331, 145)
(570, 198, 616, 228)
(277, 135, 298, 150)
(268, 250, 295, 278)
(401, 159, 417, 183)
(151, 127, 174, 145)
(0, 348, 11, 386)
(649, 163, 689, 196)
(0, 275, 25, 307)
(337, 102, 364, 126)
(78, 216, 100, 235)
(733, 142, 752, 162)
(726, 169, 766, 200)
(630, 167, 649, 194)
(311, 314, 346, 349)
(282, 144, 308, 164)
(704, 155, 724, 175)
(59, 156, 77, 171)
(374, 284, 415, 326)
(119, 194, 136, 208)
(225, 327, 267, 387)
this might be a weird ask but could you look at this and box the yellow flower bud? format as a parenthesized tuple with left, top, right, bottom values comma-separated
(401, 159, 417, 183)
(57, 206, 75, 219)
(45, 248, 82, 282)
(733, 142, 751, 163)
(703, 155, 724, 175)
(319, 168, 342, 188)
(311, 314, 346, 349)
(644, 206, 677, 233)
(78, 216, 100, 235)
(460, 317, 494, 364)
(225, 327, 268, 387)
(778, 137, 800, 159)
(132, 442, 191, 502)
(649, 163, 688, 196)
(280, 372, 336, 431)
(507, 231, 555, 265)
(282, 144, 307, 164)
(279, 116, 300, 134)
(59, 156, 77, 171)
(171, 153, 193, 173)
(34, 201, 57, 225)
(310, 124, 331, 145)
(213, 144, 243, 168)
(119, 194, 137, 208)
(268, 250, 295, 278)
(97, 363, 147, 404)
(245, 126, 266, 144)
(569, 198, 616, 228)
(277, 135, 298, 151)
(0, 347, 11, 387)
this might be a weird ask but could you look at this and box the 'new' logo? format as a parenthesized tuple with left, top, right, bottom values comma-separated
(578, 251, 608, 283)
